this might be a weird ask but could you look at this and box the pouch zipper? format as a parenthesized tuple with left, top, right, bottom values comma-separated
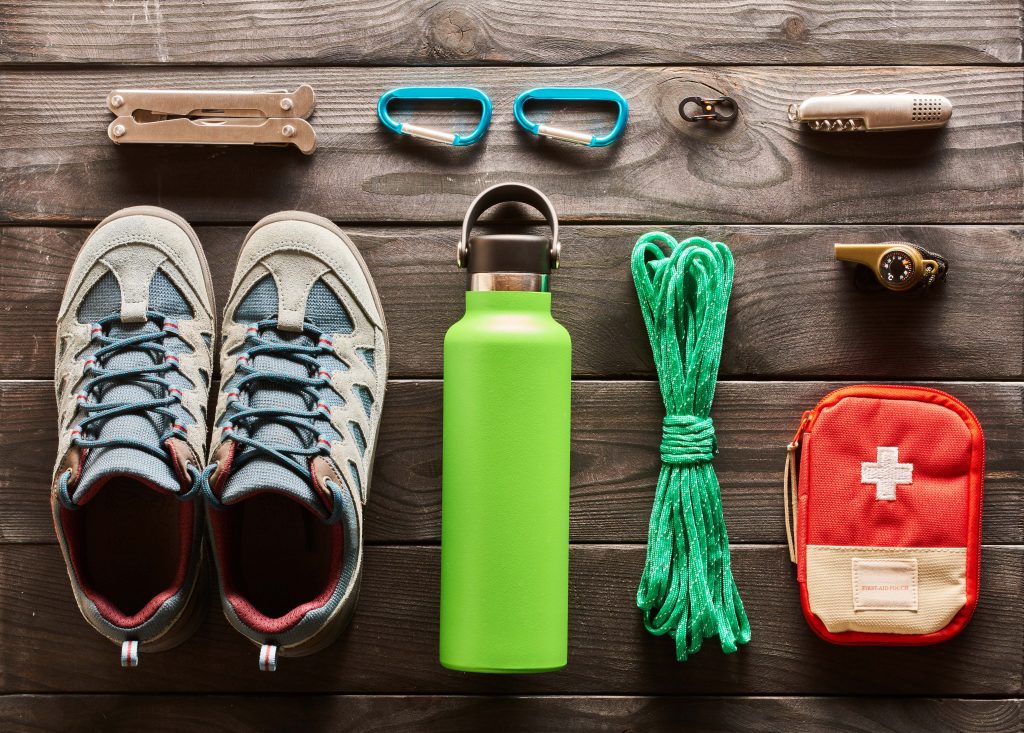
(795, 383, 985, 489)
(789, 410, 813, 448)
(800, 383, 983, 437)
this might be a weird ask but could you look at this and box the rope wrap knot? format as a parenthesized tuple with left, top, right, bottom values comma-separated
(660, 415, 716, 465)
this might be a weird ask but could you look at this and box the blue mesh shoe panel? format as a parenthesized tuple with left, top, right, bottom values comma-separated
(356, 347, 376, 373)
(306, 280, 353, 334)
(222, 272, 358, 512)
(77, 269, 192, 323)
(77, 272, 121, 322)
(149, 270, 192, 318)
(71, 266, 198, 500)
(349, 421, 366, 456)
(74, 323, 179, 500)
(351, 384, 373, 417)
(234, 275, 278, 323)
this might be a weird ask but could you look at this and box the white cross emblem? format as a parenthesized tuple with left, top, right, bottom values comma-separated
(861, 446, 913, 501)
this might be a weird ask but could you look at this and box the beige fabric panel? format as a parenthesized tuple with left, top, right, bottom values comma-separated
(805, 545, 967, 635)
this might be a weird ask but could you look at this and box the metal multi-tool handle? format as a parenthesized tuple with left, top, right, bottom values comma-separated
(789, 90, 952, 132)
(105, 85, 318, 153)
(106, 86, 316, 120)
(108, 116, 318, 153)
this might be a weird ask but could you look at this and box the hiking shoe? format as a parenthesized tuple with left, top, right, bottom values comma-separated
(197, 212, 388, 670)
(51, 206, 216, 666)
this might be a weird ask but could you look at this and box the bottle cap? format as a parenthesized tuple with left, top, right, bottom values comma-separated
(458, 183, 560, 292)
(466, 234, 552, 276)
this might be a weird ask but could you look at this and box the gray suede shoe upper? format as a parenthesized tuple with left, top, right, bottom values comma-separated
(51, 207, 215, 666)
(201, 212, 388, 669)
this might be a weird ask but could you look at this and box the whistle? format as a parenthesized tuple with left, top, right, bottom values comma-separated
(835, 242, 946, 292)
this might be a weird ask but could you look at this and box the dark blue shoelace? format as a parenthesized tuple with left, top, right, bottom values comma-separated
(58, 311, 197, 510)
(192, 319, 345, 524)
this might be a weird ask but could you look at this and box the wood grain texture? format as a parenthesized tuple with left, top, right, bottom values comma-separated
(0, 1, 1019, 66)
(0, 544, 1020, 695)
(3, 379, 1021, 546)
(0, 0, 1021, 720)
(1, 67, 1020, 225)
(0, 695, 1019, 733)
(2, 225, 1021, 381)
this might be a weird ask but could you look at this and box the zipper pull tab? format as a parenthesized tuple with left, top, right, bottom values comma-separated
(789, 410, 813, 451)
(783, 410, 812, 564)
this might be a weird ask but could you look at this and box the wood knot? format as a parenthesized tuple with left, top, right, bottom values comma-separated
(424, 3, 486, 60)
(781, 15, 808, 41)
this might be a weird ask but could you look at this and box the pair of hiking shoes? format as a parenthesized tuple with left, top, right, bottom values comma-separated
(51, 207, 388, 671)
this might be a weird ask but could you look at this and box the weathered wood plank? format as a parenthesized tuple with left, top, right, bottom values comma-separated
(2, 225, 1021, 381)
(2, 380, 1020, 545)
(0, 695, 1019, 733)
(1, 67, 1020, 225)
(0, 544, 1019, 694)
(0, 1, 1019, 66)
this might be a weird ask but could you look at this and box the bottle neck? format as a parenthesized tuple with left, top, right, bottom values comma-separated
(469, 272, 549, 292)
(465, 289, 552, 313)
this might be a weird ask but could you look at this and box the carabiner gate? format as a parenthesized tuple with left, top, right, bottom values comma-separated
(512, 87, 628, 147)
(377, 87, 492, 146)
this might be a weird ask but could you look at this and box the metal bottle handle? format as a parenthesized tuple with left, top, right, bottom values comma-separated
(457, 183, 560, 269)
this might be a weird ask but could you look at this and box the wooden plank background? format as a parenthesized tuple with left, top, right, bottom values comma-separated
(0, 2, 1021, 731)
(0, 1, 1020, 65)
(2, 67, 1021, 224)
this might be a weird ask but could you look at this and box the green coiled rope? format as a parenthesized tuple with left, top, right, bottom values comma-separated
(632, 232, 750, 661)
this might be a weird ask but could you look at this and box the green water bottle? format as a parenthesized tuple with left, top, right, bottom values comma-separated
(440, 183, 571, 673)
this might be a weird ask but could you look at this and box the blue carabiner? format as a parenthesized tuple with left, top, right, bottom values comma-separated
(377, 87, 492, 146)
(512, 87, 628, 147)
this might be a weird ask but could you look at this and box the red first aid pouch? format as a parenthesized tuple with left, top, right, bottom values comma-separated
(784, 385, 984, 645)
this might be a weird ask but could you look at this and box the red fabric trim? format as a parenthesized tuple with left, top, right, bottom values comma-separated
(164, 437, 188, 484)
(208, 493, 345, 635)
(59, 477, 195, 629)
(795, 385, 983, 645)
(215, 441, 237, 492)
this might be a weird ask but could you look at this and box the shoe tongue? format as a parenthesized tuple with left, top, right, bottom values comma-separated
(74, 323, 180, 503)
(220, 331, 323, 513)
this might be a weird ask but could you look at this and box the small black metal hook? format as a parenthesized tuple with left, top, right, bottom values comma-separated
(679, 96, 738, 123)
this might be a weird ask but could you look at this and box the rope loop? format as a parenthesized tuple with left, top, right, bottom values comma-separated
(660, 415, 716, 465)
(632, 231, 750, 662)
